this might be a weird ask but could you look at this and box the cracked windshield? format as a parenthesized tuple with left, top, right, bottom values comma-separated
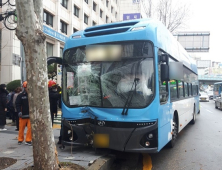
(3, 0, 222, 170)
(62, 41, 154, 108)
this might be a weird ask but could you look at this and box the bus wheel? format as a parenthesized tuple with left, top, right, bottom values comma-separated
(191, 106, 196, 124)
(168, 116, 178, 148)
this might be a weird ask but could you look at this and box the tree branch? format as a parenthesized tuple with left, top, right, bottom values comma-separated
(33, 0, 43, 29)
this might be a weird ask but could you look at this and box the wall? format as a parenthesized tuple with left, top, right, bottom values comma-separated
(0, 0, 121, 85)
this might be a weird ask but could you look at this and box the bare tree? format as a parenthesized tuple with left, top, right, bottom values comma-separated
(147, 0, 152, 18)
(15, 0, 59, 169)
(140, 0, 153, 18)
(156, 0, 189, 32)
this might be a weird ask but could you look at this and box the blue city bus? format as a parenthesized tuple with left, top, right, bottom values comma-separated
(48, 19, 199, 153)
(213, 82, 222, 100)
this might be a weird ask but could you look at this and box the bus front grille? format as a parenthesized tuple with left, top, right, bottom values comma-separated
(84, 21, 139, 37)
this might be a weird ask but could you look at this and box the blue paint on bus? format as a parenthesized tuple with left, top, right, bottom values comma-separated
(59, 18, 199, 153)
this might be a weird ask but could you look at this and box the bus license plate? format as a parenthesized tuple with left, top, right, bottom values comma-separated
(94, 134, 109, 148)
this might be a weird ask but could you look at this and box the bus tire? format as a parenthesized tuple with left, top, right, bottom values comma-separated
(168, 114, 178, 148)
(191, 106, 196, 125)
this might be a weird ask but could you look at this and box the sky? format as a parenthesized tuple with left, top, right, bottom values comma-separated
(182, 0, 222, 62)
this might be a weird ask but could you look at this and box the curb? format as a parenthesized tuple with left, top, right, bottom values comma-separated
(87, 155, 115, 170)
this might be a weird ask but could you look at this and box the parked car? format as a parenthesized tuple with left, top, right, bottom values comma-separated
(199, 92, 209, 102)
(215, 95, 222, 110)
(207, 90, 214, 100)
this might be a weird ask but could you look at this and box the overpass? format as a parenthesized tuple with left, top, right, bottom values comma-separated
(198, 75, 222, 86)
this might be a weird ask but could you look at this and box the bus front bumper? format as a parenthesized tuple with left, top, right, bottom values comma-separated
(61, 119, 158, 153)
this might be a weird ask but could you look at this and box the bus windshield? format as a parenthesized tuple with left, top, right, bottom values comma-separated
(62, 41, 154, 108)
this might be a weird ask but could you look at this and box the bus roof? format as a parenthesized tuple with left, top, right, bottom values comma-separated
(65, 18, 197, 74)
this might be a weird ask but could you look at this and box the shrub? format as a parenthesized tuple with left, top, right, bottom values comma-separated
(6, 80, 21, 92)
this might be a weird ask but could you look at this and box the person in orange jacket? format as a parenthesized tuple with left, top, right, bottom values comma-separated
(15, 81, 32, 145)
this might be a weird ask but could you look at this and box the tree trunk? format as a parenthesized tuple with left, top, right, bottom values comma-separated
(15, 1, 59, 169)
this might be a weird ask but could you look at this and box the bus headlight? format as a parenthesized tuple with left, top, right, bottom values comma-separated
(140, 129, 158, 148)
(147, 133, 153, 139)
(145, 141, 150, 147)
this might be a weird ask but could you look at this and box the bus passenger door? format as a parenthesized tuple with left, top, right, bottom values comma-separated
(47, 56, 63, 83)
(158, 50, 171, 150)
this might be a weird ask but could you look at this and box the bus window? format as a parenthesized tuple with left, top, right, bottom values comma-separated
(178, 81, 183, 98)
(192, 84, 197, 95)
(189, 84, 192, 96)
(170, 80, 177, 100)
(160, 81, 168, 103)
(184, 83, 188, 97)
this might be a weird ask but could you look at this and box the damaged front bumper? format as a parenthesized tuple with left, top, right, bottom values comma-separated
(61, 118, 158, 153)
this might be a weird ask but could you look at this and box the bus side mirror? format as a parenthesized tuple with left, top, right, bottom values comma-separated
(47, 56, 62, 65)
(161, 64, 169, 81)
(159, 54, 169, 63)
(199, 93, 201, 96)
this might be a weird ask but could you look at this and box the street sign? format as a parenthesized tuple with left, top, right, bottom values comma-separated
(43, 25, 68, 43)
(123, 13, 140, 21)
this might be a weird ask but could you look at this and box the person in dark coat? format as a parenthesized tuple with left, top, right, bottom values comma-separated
(48, 80, 61, 126)
(0, 84, 8, 131)
(13, 87, 22, 131)
(7, 90, 15, 123)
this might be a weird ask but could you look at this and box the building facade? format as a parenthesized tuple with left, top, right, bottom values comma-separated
(119, 0, 148, 21)
(0, 3, 21, 85)
(0, 0, 151, 85)
(0, 0, 120, 85)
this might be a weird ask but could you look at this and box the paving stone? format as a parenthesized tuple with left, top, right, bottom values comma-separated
(0, 123, 110, 169)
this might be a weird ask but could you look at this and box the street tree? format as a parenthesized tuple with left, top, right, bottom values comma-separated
(15, 0, 59, 169)
(145, 0, 189, 32)
(156, 0, 189, 32)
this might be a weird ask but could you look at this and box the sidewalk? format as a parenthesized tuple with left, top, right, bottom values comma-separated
(0, 121, 111, 170)
(6, 111, 61, 129)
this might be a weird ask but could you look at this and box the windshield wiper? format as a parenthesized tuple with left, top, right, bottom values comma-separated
(121, 78, 140, 115)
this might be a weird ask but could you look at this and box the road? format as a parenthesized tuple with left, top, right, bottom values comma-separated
(111, 100, 222, 170)
(150, 100, 222, 170)
(2, 101, 221, 170)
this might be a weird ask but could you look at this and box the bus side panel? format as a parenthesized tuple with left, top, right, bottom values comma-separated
(158, 122, 171, 151)
(158, 102, 171, 151)
(195, 96, 200, 113)
(172, 98, 194, 133)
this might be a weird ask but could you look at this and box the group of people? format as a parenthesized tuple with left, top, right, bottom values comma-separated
(0, 80, 61, 146)
(5, 86, 23, 131)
